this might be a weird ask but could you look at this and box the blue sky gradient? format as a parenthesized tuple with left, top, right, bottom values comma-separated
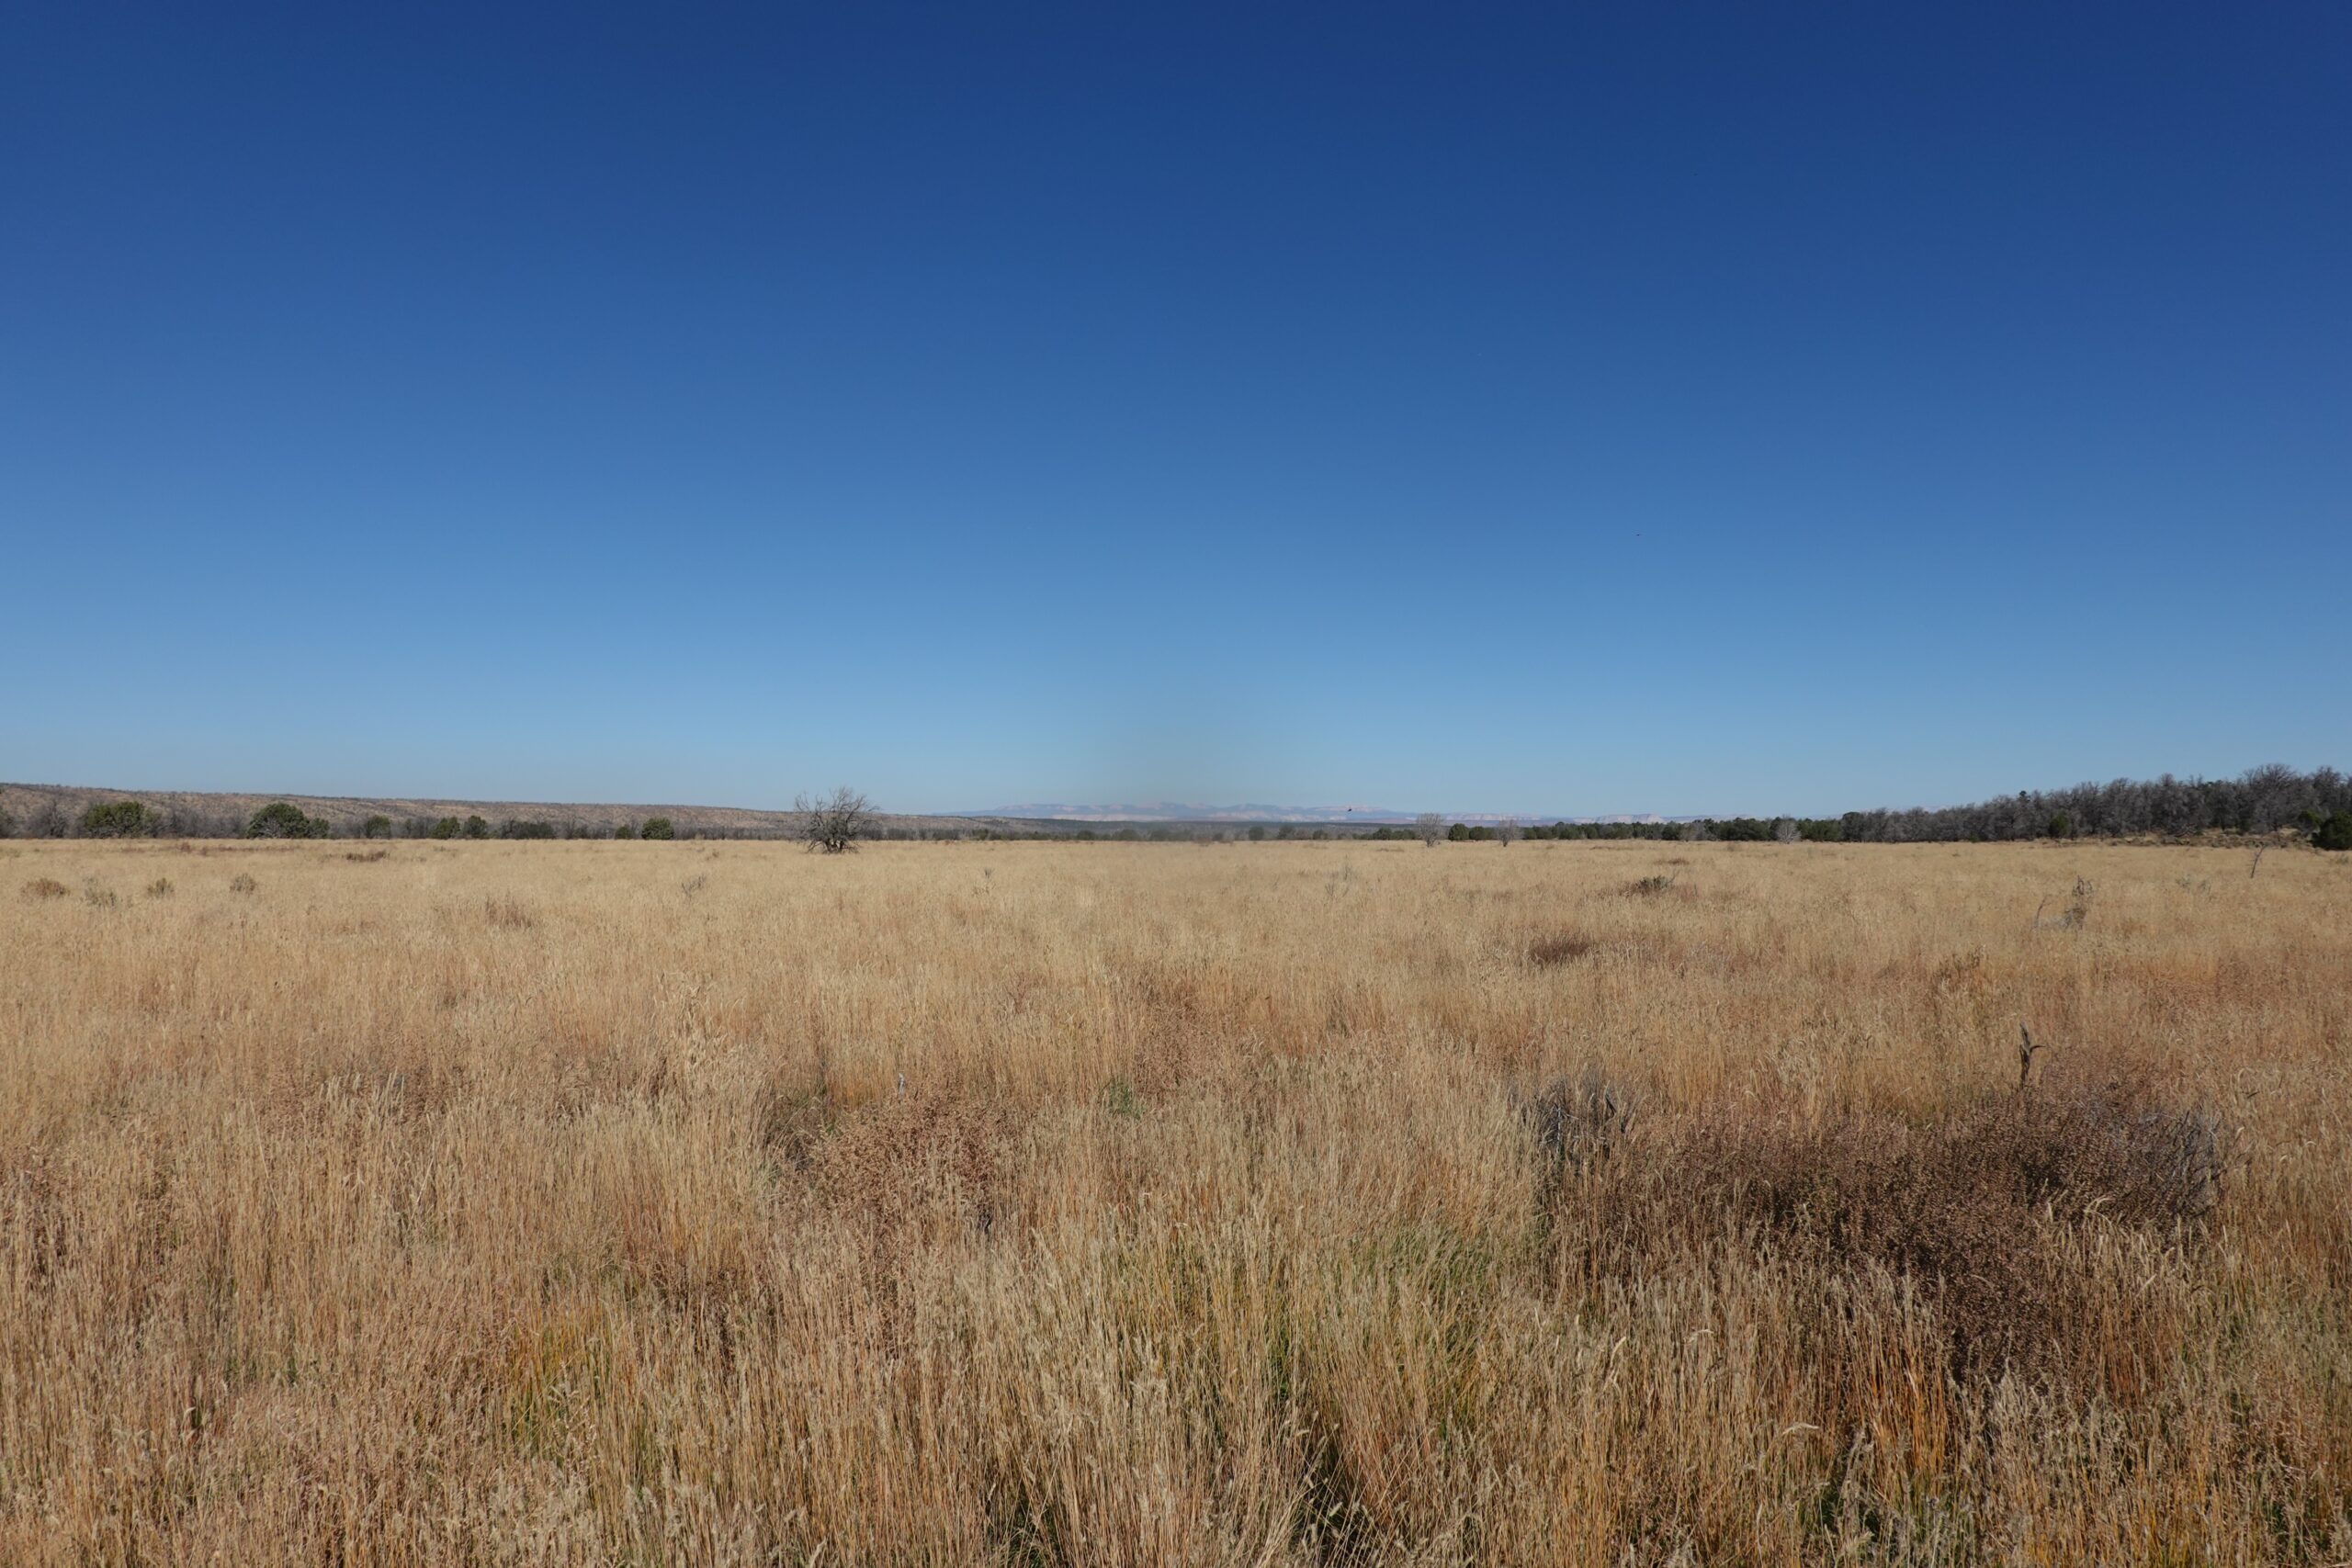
(5, 5, 2346, 816)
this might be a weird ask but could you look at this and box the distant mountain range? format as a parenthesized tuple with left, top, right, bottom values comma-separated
(967, 803, 1685, 825)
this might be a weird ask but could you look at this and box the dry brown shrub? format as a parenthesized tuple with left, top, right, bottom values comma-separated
(228, 873, 256, 894)
(813, 1091, 1006, 1244)
(750, 1069, 834, 1168)
(483, 895, 537, 930)
(1560, 1058, 2222, 1384)
(345, 848, 390, 863)
(1525, 931, 1600, 968)
(2035, 876, 2097, 930)
(1621, 874, 1683, 898)
(21, 876, 68, 899)
(1518, 1068, 1634, 1198)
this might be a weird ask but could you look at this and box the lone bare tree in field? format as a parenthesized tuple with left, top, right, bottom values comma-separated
(1413, 812, 1446, 848)
(1773, 818, 1800, 844)
(1495, 818, 1522, 846)
(796, 787, 873, 853)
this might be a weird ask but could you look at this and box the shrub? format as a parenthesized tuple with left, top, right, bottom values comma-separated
(1519, 1068, 1634, 1180)
(1562, 1064, 2222, 1382)
(429, 817, 461, 840)
(501, 819, 557, 840)
(813, 1090, 1004, 1241)
(462, 816, 491, 840)
(1526, 931, 1600, 968)
(483, 896, 537, 929)
(2315, 812, 2352, 852)
(796, 788, 873, 854)
(0, 807, 14, 838)
(145, 877, 175, 898)
(614, 822, 638, 840)
(247, 801, 329, 839)
(22, 876, 70, 899)
(2036, 877, 2097, 930)
(361, 815, 393, 839)
(639, 817, 675, 841)
(1623, 874, 1679, 897)
(79, 800, 155, 838)
(345, 848, 389, 863)
(229, 874, 257, 894)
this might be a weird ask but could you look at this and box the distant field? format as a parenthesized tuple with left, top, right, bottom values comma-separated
(3, 838, 2346, 1562)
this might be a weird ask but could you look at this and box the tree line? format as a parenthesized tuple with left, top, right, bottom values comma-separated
(5, 765, 2346, 850)
(1371, 765, 2351, 849)
(1, 800, 687, 842)
(1817, 763, 2351, 845)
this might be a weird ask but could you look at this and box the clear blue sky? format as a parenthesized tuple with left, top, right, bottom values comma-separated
(5, 5, 2345, 817)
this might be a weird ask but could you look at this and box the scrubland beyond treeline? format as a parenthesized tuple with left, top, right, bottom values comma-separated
(4, 834, 2349, 1561)
(4, 762, 2350, 846)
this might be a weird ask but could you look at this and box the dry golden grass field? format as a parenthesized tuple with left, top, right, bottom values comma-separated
(3, 837, 2348, 1565)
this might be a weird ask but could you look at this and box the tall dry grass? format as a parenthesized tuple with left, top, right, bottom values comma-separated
(2, 837, 2346, 1563)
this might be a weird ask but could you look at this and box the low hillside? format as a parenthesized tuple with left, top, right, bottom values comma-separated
(0, 781, 1067, 840)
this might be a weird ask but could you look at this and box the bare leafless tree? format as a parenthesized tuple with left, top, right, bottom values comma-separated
(1773, 818, 1800, 844)
(1413, 812, 1446, 848)
(795, 787, 873, 853)
(1495, 817, 1522, 846)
